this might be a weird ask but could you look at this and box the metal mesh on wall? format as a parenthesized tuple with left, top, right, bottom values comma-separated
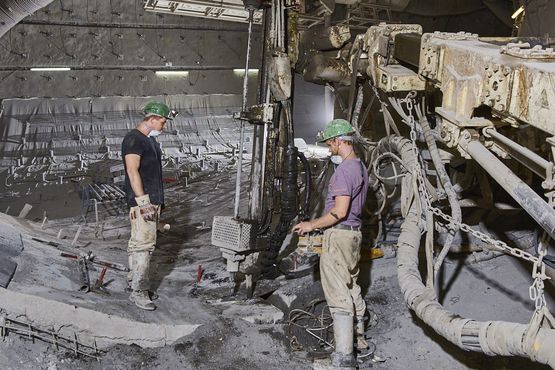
(0, 94, 249, 169)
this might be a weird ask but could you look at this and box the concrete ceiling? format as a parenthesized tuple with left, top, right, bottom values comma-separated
(0, 0, 518, 99)
(0, 0, 261, 99)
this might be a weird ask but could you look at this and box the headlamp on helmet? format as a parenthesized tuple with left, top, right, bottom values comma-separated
(143, 101, 178, 120)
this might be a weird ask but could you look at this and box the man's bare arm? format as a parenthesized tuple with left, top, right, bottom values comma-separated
(292, 195, 351, 234)
(125, 154, 144, 197)
(309, 195, 350, 229)
(125, 153, 158, 221)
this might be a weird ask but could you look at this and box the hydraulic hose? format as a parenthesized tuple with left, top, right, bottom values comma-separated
(280, 101, 299, 222)
(381, 134, 555, 367)
(297, 151, 311, 220)
(268, 147, 298, 255)
(418, 115, 462, 280)
(280, 145, 299, 220)
(398, 204, 555, 368)
(269, 101, 298, 254)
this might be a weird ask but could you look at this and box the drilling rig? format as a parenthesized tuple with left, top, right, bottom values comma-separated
(209, 1, 555, 366)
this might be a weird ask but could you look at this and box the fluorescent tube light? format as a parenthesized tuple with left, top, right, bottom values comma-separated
(30, 67, 71, 71)
(155, 71, 189, 76)
(233, 69, 259, 74)
(511, 6, 525, 19)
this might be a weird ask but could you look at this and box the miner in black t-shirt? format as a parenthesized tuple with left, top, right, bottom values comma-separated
(121, 101, 176, 311)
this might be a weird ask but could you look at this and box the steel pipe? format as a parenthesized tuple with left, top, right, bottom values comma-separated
(463, 138, 555, 240)
(19, 19, 254, 32)
(0, 65, 250, 72)
(234, 8, 255, 219)
(248, 7, 272, 221)
(484, 127, 551, 179)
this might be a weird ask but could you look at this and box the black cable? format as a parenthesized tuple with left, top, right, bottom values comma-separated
(297, 151, 311, 220)
(542, 256, 555, 269)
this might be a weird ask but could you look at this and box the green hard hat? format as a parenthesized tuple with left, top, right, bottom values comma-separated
(143, 101, 174, 119)
(317, 119, 355, 142)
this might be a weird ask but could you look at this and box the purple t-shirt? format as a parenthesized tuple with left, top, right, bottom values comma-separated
(324, 158, 368, 227)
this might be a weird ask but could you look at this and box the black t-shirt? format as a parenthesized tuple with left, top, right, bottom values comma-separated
(121, 129, 164, 208)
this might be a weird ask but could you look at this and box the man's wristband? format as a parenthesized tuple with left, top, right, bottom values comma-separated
(135, 194, 151, 206)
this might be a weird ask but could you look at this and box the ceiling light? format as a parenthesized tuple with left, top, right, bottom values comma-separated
(233, 69, 259, 74)
(155, 71, 189, 76)
(30, 67, 71, 71)
(511, 6, 525, 19)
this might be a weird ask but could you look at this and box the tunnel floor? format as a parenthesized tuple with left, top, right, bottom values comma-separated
(0, 163, 553, 370)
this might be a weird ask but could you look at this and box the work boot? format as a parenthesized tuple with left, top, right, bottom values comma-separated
(126, 287, 159, 300)
(130, 252, 157, 310)
(330, 312, 357, 368)
(125, 255, 158, 300)
(129, 290, 156, 311)
(355, 316, 369, 350)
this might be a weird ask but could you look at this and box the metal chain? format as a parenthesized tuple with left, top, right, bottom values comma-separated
(530, 234, 549, 310)
(428, 205, 540, 264)
(401, 92, 549, 311)
(405, 94, 433, 212)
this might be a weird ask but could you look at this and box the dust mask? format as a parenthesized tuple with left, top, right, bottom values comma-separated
(148, 130, 161, 137)
(330, 155, 343, 165)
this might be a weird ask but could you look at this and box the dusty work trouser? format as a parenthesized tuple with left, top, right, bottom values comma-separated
(320, 228, 366, 317)
(127, 205, 160, 289)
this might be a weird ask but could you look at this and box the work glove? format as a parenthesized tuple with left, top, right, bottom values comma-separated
(135, 194, 157, 222)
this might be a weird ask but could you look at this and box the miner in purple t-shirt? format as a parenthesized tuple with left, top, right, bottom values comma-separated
(293, 119, 368, 368)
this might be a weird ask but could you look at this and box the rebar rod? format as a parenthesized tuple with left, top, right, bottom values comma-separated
(0, 316, 101, 360)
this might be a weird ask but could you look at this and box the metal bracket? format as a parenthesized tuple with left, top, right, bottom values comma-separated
(436, 108, 491, 150)
(481, 127, 510, 159)
(377, 64, 425, 92)
(455, 129, 480, 159)
(233, 103, 275, 124)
